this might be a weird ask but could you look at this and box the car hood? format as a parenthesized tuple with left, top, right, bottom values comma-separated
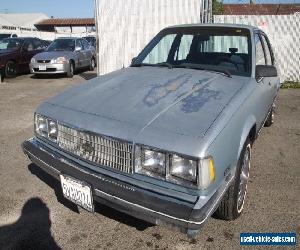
(33, 51, 73, 60)
(38, 67, 247, 155)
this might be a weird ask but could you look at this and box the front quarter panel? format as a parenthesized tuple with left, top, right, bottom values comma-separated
(204, 79, 259, 192)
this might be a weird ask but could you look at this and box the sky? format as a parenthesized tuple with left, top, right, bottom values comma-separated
(0, 0, 299, 18)
(0, 0, 95, 18)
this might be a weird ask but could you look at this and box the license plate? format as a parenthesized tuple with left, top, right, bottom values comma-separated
(60, 175, 94, 212)
(39, 65, 47, 71)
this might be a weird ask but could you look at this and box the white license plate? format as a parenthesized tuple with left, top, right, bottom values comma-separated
(60, 175, 94, 212)
(39, 65, 47, 71)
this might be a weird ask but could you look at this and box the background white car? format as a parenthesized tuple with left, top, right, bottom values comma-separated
(30, 37, 96, 78)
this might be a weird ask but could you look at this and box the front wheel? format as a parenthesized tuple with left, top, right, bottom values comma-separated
(89, 57, 96, 71)
(264, 107, 274, 127)
(67, 61, 74, 78)
(5, 60, 17, 78)
(214, 138, 251, 220)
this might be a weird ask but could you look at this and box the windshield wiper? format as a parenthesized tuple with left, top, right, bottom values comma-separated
(131, 62, 173, 69)
(204, 68, 232, 78)
(130, 63, 155, 67)
(177, 63, 231, 78)
(155, 62, 173, 69)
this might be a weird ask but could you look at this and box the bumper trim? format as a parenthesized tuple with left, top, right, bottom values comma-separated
(22, 138, 233, 234)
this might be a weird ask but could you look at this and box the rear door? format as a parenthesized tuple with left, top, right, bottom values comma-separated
(81, 39, 93, 66)
(75, 39, 85, 68)
(20, 39, 37, 72)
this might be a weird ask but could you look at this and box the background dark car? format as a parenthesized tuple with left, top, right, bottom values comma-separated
(0, 37, 48, 78)
(0, 33, 18, 41)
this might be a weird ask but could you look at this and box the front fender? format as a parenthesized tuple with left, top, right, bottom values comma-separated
(237, 115, 256, 160)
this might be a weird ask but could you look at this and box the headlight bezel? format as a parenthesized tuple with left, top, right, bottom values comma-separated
(34, 113, 58, 142)
(134, 144, 215, 189)
(30, 57, 36, 63)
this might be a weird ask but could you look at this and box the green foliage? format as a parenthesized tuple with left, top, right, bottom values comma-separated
(212, 0, 224, 16)
(280, 81, 300, 89)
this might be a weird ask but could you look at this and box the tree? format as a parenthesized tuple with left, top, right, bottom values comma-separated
(212, 0, 224, 15)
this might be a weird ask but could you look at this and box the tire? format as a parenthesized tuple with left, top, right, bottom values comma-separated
(264, 107, 274, 127)
(5, 60, 17, 78)
(89, 57, 96, 71)
(214, 138, 251, 220)
(67, 61, 74, 78)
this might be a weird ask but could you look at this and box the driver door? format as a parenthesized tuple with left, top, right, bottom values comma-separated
(254, 33, 273, 127)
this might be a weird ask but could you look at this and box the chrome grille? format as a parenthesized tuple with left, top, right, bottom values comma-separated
(57, 124, 133, 173)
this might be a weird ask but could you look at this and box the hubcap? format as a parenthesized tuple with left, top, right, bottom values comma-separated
(271, 110, 275, 123)
(7, 63, 15, 75)
(91, 59, 95, 68)
(237, 144, 251, 213)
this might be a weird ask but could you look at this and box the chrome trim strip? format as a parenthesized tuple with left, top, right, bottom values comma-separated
(24, 148, 61, 176)
(24, 139, 233, 226)
(95, 175, 234, 226)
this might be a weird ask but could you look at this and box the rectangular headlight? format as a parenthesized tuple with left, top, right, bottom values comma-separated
(170, 154, 197, 183)
(35, 113, 58, 142)
(135, 146, 166, 179)
(35, 114, 48, 137)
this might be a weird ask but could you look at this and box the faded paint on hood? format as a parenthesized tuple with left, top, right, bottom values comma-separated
(38, 67, 247, 153)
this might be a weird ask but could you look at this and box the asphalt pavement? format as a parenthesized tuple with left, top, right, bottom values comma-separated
(0, 72, 299, 249)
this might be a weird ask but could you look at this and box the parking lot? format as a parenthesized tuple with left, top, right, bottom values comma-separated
(0, 73, 299, 249)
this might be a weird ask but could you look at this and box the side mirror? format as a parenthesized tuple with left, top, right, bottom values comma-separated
(256, 65, 277, 81)
(75, 46, 82, 52)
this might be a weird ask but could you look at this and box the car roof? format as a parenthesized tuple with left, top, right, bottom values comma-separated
(166, 23, 258, 31)
(55, 37, 78, 40)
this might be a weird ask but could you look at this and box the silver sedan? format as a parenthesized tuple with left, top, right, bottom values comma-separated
(30, 37, 96, 78)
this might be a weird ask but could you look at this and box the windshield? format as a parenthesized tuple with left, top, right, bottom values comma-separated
(0, 38, 23, 50)
(47, 39, 75, 51)
(133, 27, 251, 77)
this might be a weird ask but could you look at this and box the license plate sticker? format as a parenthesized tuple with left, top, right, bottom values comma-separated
(39, 65, 47, 71)
(60, 175, 94, 212)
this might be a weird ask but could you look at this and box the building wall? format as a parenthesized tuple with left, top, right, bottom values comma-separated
(215, 13, 300, 82)
(95, 0, 207, 75)
(0, 28, 95, 40)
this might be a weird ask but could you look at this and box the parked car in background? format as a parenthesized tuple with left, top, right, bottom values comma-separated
(22, 24, 279, 237)
(83, 36, 96, 48)
(0, 33, 18, 41)
(30, 37, 96, 78)
(0, 37, 48, 78)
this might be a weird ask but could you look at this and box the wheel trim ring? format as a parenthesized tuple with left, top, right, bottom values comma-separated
(237, 144, 251, 213)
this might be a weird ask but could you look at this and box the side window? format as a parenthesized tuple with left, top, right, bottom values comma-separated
(81, 39, 90, 50)
(261, 35, 273, 65)
(32, 39, 44, 50)
(76, 39, 83, 50)
(254, 34, 266, 65)
(24, 40, 34, 51)
(143, 34, 176, 64)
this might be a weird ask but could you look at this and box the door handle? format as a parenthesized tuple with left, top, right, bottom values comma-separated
(268, 82, 271, 86)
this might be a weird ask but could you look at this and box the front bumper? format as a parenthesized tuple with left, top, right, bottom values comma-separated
(30, 62, 69, 74)
(22, 138, 232, 237)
